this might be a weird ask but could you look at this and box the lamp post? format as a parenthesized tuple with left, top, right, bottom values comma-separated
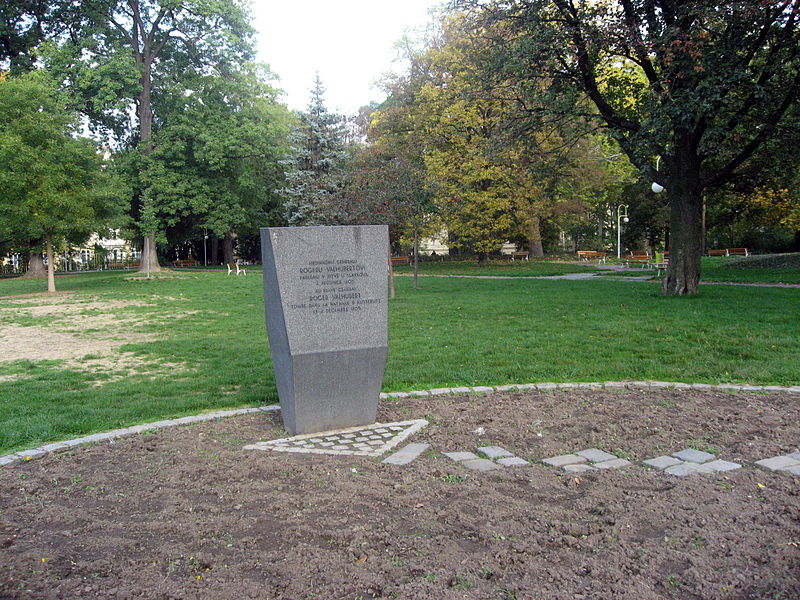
(203, 229, 208, 267)
(616, 204, 629, 259)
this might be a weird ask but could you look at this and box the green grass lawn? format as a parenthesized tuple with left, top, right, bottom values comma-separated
(1, 269, 799, 454)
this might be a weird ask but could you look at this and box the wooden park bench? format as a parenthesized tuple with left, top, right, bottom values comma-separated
(391, 256, 410, 266)
(707, 249, 728, 256)
(625, 250, 651, 266)
(511, 251, 529, 261)
(576, 250, 607, 263)
(174, 259, 199, 267)
(726, 248, 750, 256)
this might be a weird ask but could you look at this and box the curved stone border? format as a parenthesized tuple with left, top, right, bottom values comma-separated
(378, 381, 800, 399)
(2, 381, 799, 467)
(0, 406, 279, 467)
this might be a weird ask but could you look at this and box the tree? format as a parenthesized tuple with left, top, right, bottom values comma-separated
(0, 72, 122, 291)
(281, 75, 349, 226)
(127, 65, 290, 265)
(459, 0, 800, 294)
(46, 0, 256, 273)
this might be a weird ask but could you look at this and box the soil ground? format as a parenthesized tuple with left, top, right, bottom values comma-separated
(1, 388, 798, 600)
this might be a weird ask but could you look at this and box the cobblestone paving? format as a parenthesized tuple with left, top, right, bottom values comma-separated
(542, 448, 632, 472)
(755, 451, 800, 475)
(243, 419, 428, 457)
(643, 448, 742, 476)
(444, 446, 530, 471)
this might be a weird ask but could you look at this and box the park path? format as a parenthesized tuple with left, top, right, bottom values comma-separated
(396, 270, 800, 288)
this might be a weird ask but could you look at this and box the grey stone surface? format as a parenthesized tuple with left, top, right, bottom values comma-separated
(444, 451, 479, 462)
(543, 454, 587, 467)
(382, 443, 430, 465)
(461, 458, 503, 471)
(472, 386, 494, 393)
(672, 448, 716, 463)
(754, 455, 800, 472)
(785, 464, 800, 475)
(787, 451, 800, 461)
(643, 456, 684, 470)
(428, 388, 454, 395)
(702, 459, 742, 472)
(593, 458, 632, 469)
(261, 225, 389, 435)
(450, 387, 473, 393)
(497, 456, 529, 467)
(0, 455, 19, 466)
(563, 464, 596, 473)
(478, 446, 514, 459)
(664, 462, 712, 476)
(576, 448, 617, 463)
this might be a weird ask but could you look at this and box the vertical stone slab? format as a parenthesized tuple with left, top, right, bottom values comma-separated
(260, 225, 388, 434)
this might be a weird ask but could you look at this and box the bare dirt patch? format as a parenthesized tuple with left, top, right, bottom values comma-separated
(1, 388, 798, 600)
(0, 296, 192, 382)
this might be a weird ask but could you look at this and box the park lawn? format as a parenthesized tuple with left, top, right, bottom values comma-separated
(392, 258, 601, 277)
(1, 270, 799, 454)
(700, 253, 800, 284)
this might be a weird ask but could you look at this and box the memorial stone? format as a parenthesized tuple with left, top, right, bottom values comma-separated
(260, 225, 389, 435)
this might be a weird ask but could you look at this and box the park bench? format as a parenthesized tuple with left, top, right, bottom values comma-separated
(708, 249, 728, 256)
(511, 251, 529, 261)
(391, 256, 410, 266)
(576, 250, 607, 263)
(174, 259, 199, 267)
(726, 248, 750, 256)
(227, 263, 246, 276)
(625, 250, 651, 266)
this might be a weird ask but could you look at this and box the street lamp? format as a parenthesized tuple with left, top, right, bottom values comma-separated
(203, 228, 208, 267)
(617, 204, 629, 259)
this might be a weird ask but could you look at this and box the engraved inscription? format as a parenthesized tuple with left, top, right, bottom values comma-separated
(290, 258, 378, 315)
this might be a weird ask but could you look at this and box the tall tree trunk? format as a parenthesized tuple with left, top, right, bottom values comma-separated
(141, 236, 160, 276)
(22, 250, 46, 278)
(45, 237, 56, 293)
(222, 232, 235, 265)
(662, 145, 704, 295)
(136, 47, 162, 274)
(210, 233, 220, 265)
(527, 216, 545, 258)
(477, 252, 489, 266)
(412, 226, 419, 290)
(387, 238, 395, 299)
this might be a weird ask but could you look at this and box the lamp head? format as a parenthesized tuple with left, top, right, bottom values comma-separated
(623, 216, 629, 223)
(651, 182, 665, 194)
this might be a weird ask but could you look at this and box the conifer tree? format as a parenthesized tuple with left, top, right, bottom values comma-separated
(282, 75, 348, 225)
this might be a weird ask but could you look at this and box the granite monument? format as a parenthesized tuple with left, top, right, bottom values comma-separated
(260, 225, 389, 435)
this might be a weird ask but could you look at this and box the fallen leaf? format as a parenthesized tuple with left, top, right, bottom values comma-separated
(356, 555, 368, 563)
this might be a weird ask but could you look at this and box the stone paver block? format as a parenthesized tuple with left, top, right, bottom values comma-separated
(593, 458, 632, 470)
(576, 448, 617, 463)
(643, 456, 684, 470)
(536, 383, 559, 390)
(497, 456, 529, 467)
(543, 454, 588, 467)
(450, 387, 473, 394)
(478, 446, 514, 459)
(787, 451, 800, 461)
(444, 451, 479, 462)
(754, 455, 800, 472)
(785, 465, 800, 475)
(664, 462, 713, 476)
(461, 458, 502, 472)
(428, 388, 454, 395)
(563, 464, 596, 473)
(672, 449, 716, 463)
(471, 386, 494, 393)
(702, 459, 742, 472)
(382, 443, 430, 466)
(0, 455, 18, 466)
